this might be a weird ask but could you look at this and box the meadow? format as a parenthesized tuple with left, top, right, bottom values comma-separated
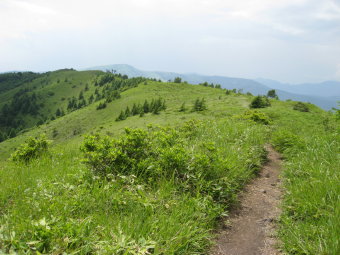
(0, 71, 339, 254)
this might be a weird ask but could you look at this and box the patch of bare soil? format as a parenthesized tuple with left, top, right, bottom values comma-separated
(211, 145, 283, 255)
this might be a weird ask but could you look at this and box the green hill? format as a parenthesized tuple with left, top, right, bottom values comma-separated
(0, 69, 339, 254)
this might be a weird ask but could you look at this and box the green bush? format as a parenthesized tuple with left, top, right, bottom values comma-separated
(236, 110, 272, 125)
(81, 123, 241, 204)
(293, 102, 309, 112)
(249, 96, 271, 108)
(10, 134, 50, 162)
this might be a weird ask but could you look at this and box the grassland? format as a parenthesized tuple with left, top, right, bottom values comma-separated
(0, 70, 339, 254)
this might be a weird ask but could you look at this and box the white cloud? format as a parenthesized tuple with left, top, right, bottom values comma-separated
(0, 0, 339, 82)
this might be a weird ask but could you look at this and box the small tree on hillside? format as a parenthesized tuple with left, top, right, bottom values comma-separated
(193, 98, 207, 111)
(267, 89, 279, 99)
(174, 77, 182, 83)
(250, 96, 271, 108)
(143, 100, 150, 113)
(116, 110, 126, 121)
(293, 102, 309, 112)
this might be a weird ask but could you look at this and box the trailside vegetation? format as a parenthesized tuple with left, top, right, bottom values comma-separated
(0, 119, 267, 254)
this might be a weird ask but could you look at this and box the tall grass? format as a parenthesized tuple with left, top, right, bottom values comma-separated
(268, 102, 340, 254)
(0, 119, 267, 254)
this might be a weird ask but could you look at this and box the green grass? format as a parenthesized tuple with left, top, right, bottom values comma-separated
(264, 101, 340, 255)
(0, 71, 339, 254)
(0, 119, 268, 254)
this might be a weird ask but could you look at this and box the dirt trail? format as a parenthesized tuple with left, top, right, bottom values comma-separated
(211, 145, 282, 255)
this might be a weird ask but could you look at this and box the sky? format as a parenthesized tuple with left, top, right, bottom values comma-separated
(0, 0, 340, 83)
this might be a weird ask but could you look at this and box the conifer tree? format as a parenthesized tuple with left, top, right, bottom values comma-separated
(131, 103, 139, 115)
(116, 110, 126, 121)
(125, 106, 131, 116)
(143, 100, 150, 113)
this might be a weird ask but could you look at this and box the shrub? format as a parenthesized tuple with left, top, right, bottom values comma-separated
(237, 110, 272, 125)
(96, 102, 107, 110)
(267, 89, 278, 99)
(193, 98, 207, 111)
(293, 102, 309, 112)
(11, 134, 50, 162)
(250, 96, 271, 108)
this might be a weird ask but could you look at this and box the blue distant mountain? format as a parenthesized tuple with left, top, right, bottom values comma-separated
(85, 64, 339, 110)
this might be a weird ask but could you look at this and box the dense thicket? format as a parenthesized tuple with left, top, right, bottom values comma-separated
(0, 72, 41, 94)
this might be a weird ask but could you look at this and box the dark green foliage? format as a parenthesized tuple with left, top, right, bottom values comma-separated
(116, 98, 166, 121)
(249, 96, 271, 108)
(0, 72, 41, 94)
(193, 98, 207, 111)
(293, 102, 310, 112)
(115, 110, 126, 121)
(174, 77, 182, 83)
(88, 94, 94, 104)
(81, 123, 254, 205)
(78, 91, 84, 100)
(125, 106, 131, 117)
(131, 103, 139, 115)
(10, 135, 50, 162)
(267, 89, 278, 99)
(143, 100, 150, 113)
(150, 98, 166, 114)
(199, 82, 221, 89)
(225, 89, 233, 95)
(96, 102, 107, 110)
(0, 88, 41, 140)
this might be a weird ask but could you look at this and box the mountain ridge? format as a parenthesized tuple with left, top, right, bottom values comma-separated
(84, 64, 339, 110)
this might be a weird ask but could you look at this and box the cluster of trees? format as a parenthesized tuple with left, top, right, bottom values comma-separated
(0, 88, 42, 141)
(116, 98, 166, 121)
(248, 90, 280, 109)
(0, 72, 41, 94)
(179, 98, 207, 112)
(199, 82, 222, 89)
(250, 96, 271, 108)
(193, 98, 207, 111)
(267, 89, 279, 99)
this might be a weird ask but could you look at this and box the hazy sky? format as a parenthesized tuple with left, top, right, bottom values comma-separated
(1, 0, 340, 83)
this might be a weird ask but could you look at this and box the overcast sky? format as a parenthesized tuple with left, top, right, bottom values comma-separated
(0, 0, 340, 83)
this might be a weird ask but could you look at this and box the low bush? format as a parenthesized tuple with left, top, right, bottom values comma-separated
(235, 110, 272, 125)
(250, 96, 271, 108)
(293, 102, 309, 112)
(10, 134, 50, 163)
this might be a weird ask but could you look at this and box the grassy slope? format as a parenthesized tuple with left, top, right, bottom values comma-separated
(0, 70, 101, 130)
(0, 82, 269, 254)
(0, 76, 339, 254)
(0, 82, 248, 160)
(262, 101, 340, 254)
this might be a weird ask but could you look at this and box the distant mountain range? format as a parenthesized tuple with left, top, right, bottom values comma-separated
(85, 64, 340, 110)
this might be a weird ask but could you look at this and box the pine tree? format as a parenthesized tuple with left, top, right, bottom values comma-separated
(55, 108, 62, 117)
(116, 110, 126, 121)
(143, 100, 150, 113)
(125, 106, 131, 117)
(131, 103, 139, 115)
(78, 91, 84, 100)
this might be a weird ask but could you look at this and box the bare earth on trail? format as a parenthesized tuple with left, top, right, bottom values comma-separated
(211, 145, 283, 255)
